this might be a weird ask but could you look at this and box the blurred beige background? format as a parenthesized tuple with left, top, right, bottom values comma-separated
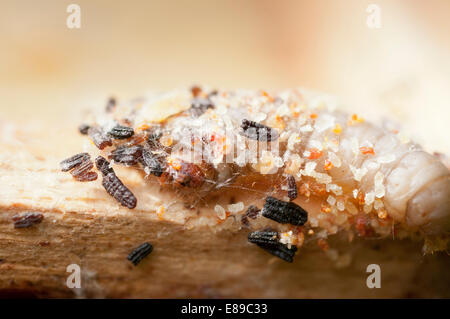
(0, 0, 449, 153)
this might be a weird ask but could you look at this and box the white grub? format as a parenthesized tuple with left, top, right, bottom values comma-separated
(227, 202, 244, 214)
(328, 152, 342, 168)
(352, 189, 358, 199)
(350, 165, 368, 182)
(214, 204, 226, 220)
(374, 172, 385, 198)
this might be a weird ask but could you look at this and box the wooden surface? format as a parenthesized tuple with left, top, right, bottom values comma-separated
(0, 123, 449, 298)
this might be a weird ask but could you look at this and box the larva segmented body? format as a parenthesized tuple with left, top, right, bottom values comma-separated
(95, 156, 137, 209)
(78, 87, 449, 237)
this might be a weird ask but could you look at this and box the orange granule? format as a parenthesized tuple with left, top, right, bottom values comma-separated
(308, 149, 323, 159)
(217, 212, 231, 224)
(136, 124, 150, 131)
(167, 157, 181, 170)
(157, 205, 165, 220)
(324, 160, 333, 171)
(333, 124, 342, 135)
(321, 203, 331, 214)
(349, 114, 364, 125)
(261, 90, 275, 102)
(310, 113, 318, 119)
(360, 146, 375, 155)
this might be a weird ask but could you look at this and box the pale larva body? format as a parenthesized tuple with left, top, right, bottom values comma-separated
(90, 87, 449, 236)
(306, 109, 450, 234)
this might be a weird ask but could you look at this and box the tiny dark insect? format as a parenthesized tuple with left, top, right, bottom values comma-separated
(78, 124, 90, 135)
(60, 153, 90, 172)
(240, 119, 279, 141)
(108, 125, 135, 140)
(108, 145, 143, 165)
(105, 97, 116, 112)
(286, 175, 298, 200)
(189, 97, 214, 117)
(88, 127, 113, 150)
(12, 212, 44, 228)
(262, 196, 308, 226)
(127, 242, 153, 266)
(141, 149, 165, 177)
(241, 205, 261, 227)
(248, 230, 279, 246)
(95, 156, 137, 209)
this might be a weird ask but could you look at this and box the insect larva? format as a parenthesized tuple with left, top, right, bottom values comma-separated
(88, 127, 113, 150)
(248, 230, 297, 263)
(75, 171, 98, 182)
(60, 153, 90, 172)
(70, 158, 93, 177)
(286, 175, 298, 200)
(108, 145, 143, 165)
(108, 125, 135, 140)
(12, 212, 44, 228)
(95, 156, 137, 209)
(141, 149, 165, 177)
(240, 119, 279, 141)
(189, 97, 214, 117)
(127, 242, 153, 266)
(78, 124, 90, 135)
(262, 196, 308, 226)
(248, 230, 279, 246)
(61, 153, 98, 182)
(241, 205, 261, 226)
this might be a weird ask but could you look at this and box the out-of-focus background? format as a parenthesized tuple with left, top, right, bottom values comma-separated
(0, 0, 449, 153)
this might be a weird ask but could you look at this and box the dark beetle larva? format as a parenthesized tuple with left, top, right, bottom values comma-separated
(127, 242, 153, 266)
(262, 196, 308, 226)
(108, 125, 135, 140)
(95, 156, 137, 209)
(240, 119, 279, 142)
